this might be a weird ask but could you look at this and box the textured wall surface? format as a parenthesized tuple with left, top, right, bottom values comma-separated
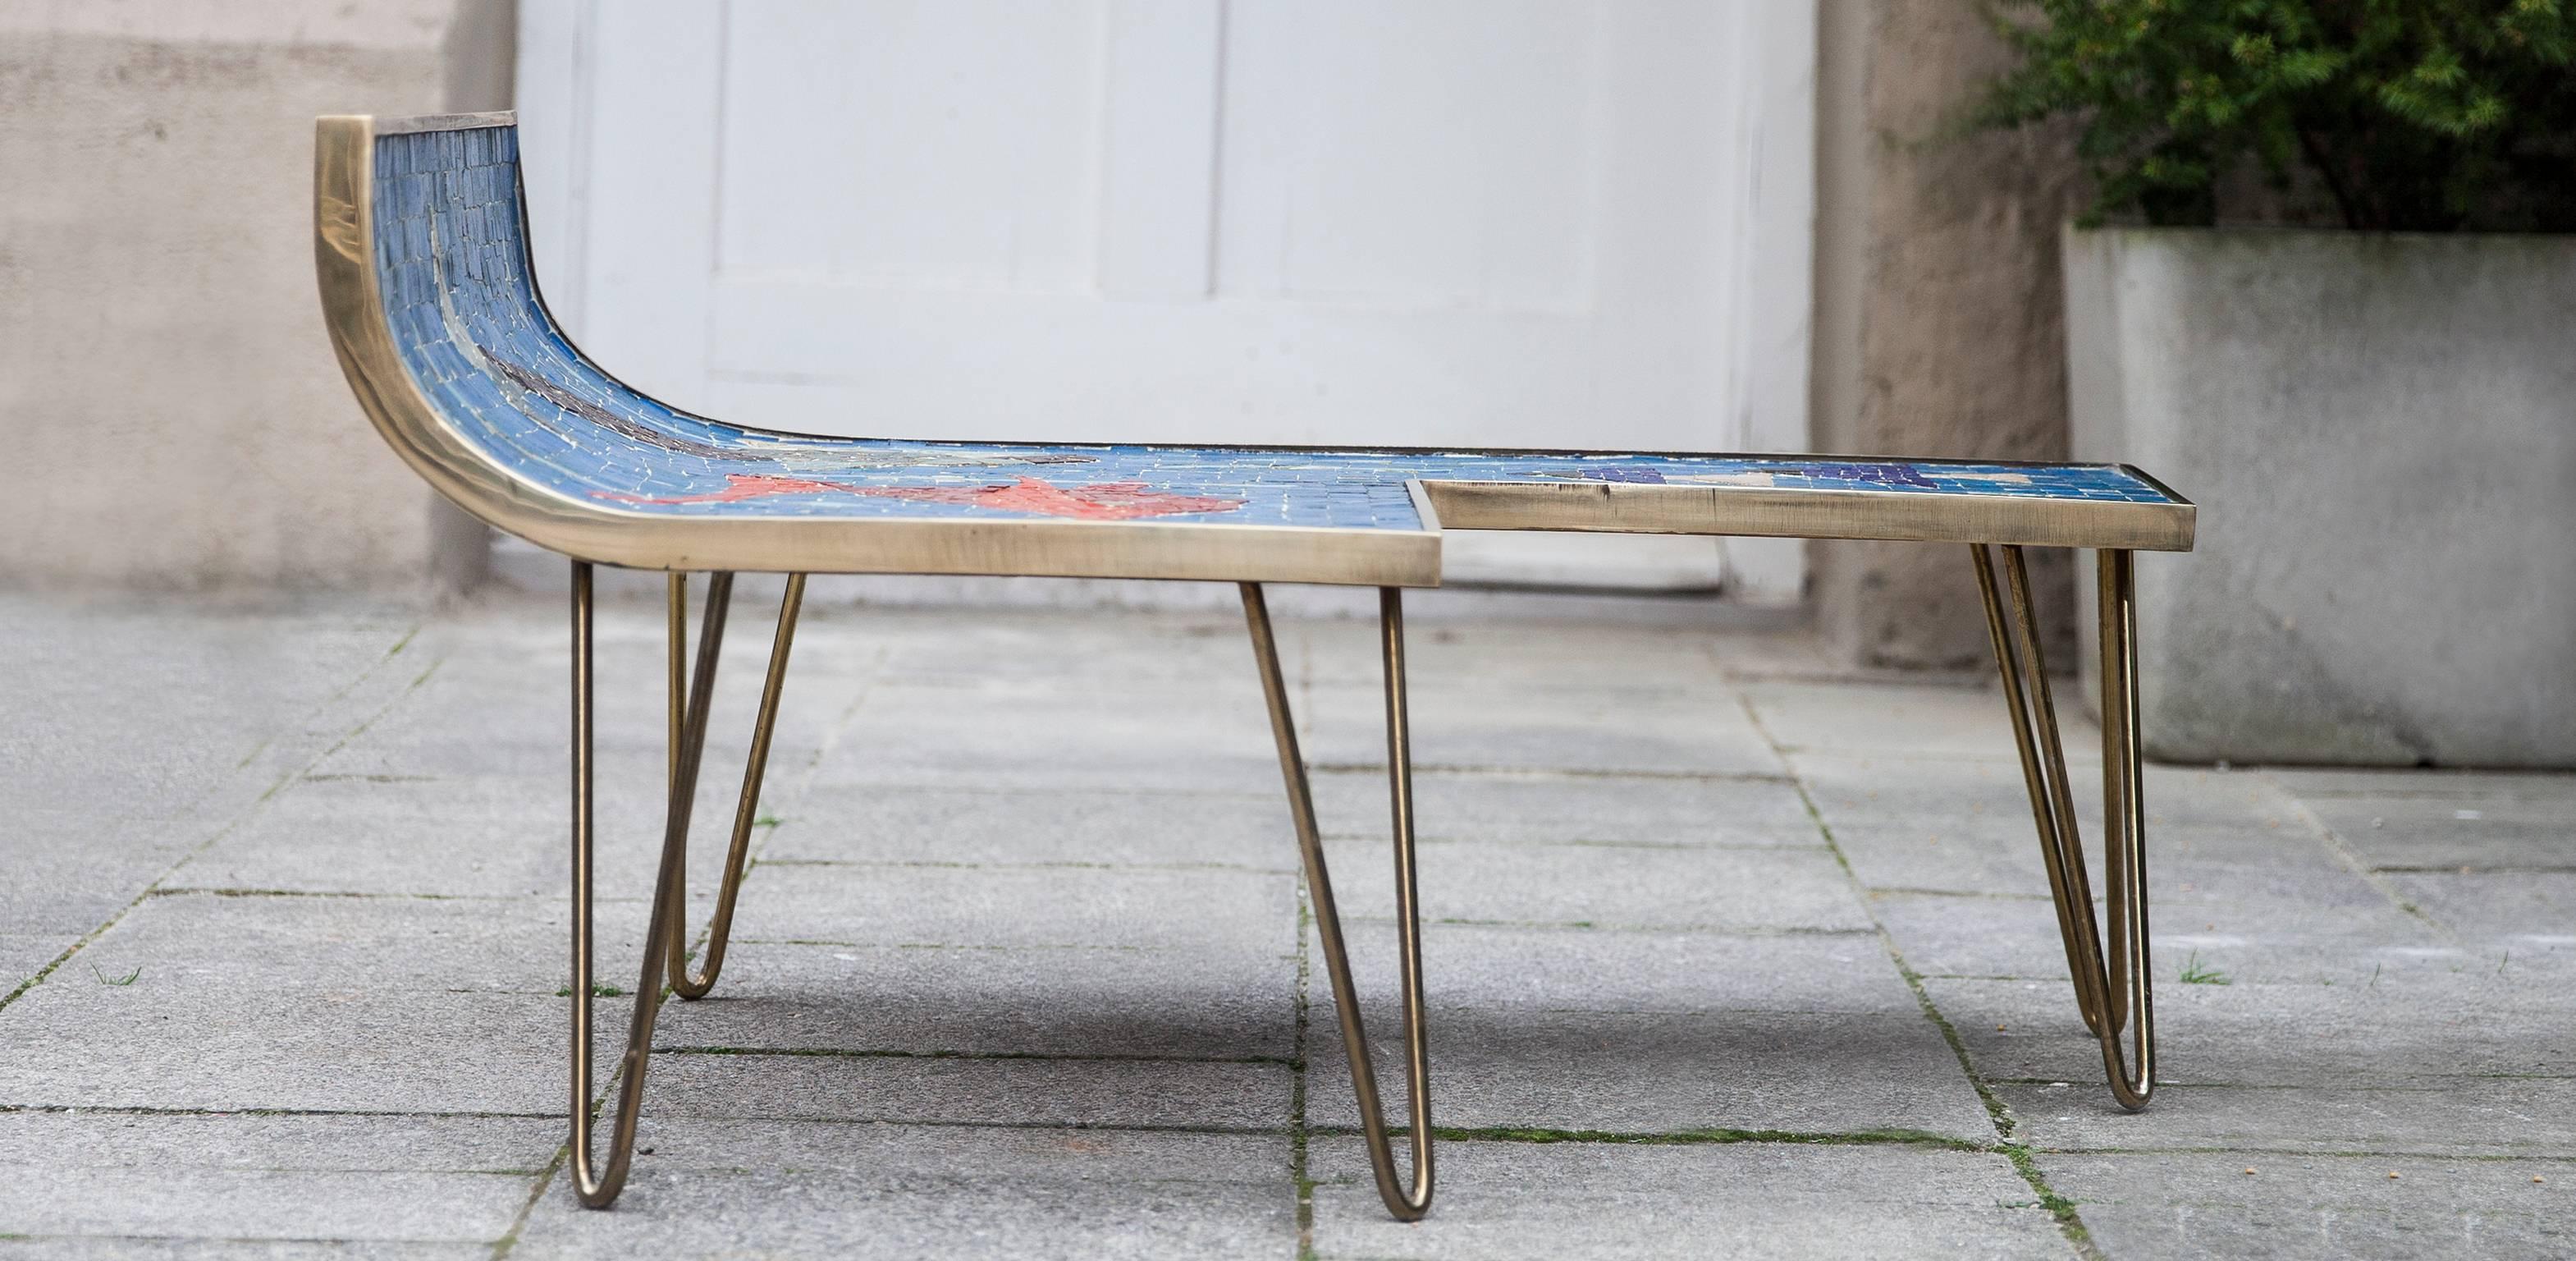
(2070, 227, 2576, 767)
(0, 1, 509, 591)
(1809, 1, 2085, 668)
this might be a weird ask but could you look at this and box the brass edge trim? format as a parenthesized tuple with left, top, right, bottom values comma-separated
(375, 112, 519, 135)
(1401, 480, 1447, 581)
(2116, 464, 2195, 509)
(2114, 465, 2200, 548)
(1417, 479, 2196, 553)
(1403, 481, 1443, 534)
(313, 115, 1442, 587)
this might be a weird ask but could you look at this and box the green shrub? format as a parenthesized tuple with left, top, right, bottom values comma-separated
(1974, 0, 2576, 231)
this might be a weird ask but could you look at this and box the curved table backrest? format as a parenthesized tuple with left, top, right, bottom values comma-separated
(314, 113, 2190, 585)
(313, 112, 1449, 584)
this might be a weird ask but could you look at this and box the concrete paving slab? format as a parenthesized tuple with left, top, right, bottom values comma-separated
(51, 889, 648, 997)
(1318, 837, 1867, 933)
(1307, 1003, 1997, 1142)
(1, 600, 434, 1002)
(1746, 679, 2094, 763)
(1801, 755, 2343, 896)
(726, 861, 1299, 956)
(1308, 1137, 2070, 1259)
(0, 1109, 555, 1171)
(296, 623, 861, 791)
(647, 1049, 1288, 1130)
(158, 771, 670, 900)
(1800, 754, 2307, 834)
(2002, 1080, 2576, 1157)
(2266, 767, 2576, 803)
(304, 723, 826, 788)
(1929, 975, 2574, 1087)
(2388, 872, 2576, 938)
(2147, 851, 2433, 917)
(1323, 920, 1920, 1016)
(9, 595, 2572, 1252)
(171, 727, 876, 902)
(1826, 825, 2051, 902)
(1288, 615, 1750, 695)
(762, 782, 1297, 872)
(0, 984, 591, 1114)
(873, 606, 1281, 688)
(290, 638, 678, 780)
(0, 935, 63, 993)
(2137, 823, 2382, 885)
(0, 598, 419, 822)
(0, 1241, 490, 1260)
(812, 679, 1284, 794)
(655, 938, 1295, 1060)
(1796, 754, 2062, 855)
(2144, 764, 2335, 829)
(2044, 1150, 2576, 1260)
(0, 1112, 545, 1246)
(0, 814, 182, 940)
(1311, 767, 1818, 847)
(1297, 682, 1784, 777)
(1872, 888, 2449, 987)
(1832, 817, 2359, 906)
(507, 1121, 1293, 1260)
(2303, 795, 2576, 873)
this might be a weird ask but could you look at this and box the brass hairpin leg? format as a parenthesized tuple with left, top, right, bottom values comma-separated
(662, 572, 808, 1000)
(1969, 544, 2154, 1109)
(1239, 583, 1434, 1221)
(567, 565, 809, 1209)
(568, 561, 693, 1208)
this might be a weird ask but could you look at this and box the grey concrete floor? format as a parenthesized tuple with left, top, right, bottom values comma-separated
(1, 589, 2569, 1259)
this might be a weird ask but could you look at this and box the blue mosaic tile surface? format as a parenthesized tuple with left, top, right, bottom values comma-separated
(375, 124, 2184, 532)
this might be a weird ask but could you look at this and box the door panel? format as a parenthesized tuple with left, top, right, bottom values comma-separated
(721, 2, 1104, 291)
(1228, 0, 1597, 312)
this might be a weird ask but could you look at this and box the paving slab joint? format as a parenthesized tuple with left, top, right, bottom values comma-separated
(1739, 691, 2108, 1260)
(0, 635, 443, 1020)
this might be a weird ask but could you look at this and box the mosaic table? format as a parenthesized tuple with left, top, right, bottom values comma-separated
(316, 112, 2196, 1221)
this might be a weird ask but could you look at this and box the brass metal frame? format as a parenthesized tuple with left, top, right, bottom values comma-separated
(568, 561, 679, 1206)
(566, 562, 808, 1207)
(1240, 583, 1434, 1220)
(662, 573, 808, 999)
(1970, 544, 2154, 1108)
(1419, 475, 2190, 553)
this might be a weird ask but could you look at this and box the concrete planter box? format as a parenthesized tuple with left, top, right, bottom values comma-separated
(2065, 227, 2576, 768)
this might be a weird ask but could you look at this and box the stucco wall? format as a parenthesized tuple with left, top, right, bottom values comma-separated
(1808, 1, 2085, 667)
(0, 1, 510, 592)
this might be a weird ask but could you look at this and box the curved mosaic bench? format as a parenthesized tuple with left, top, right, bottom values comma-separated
(315, 111, 2195, 1219)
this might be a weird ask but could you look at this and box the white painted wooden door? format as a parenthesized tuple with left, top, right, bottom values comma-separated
(517, 0, 1813, 596)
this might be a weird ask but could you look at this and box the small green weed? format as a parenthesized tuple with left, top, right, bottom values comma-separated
(556, 983, 625, 997)
(2179, 952, 2231, 986)
(90, 965, 142, 987)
